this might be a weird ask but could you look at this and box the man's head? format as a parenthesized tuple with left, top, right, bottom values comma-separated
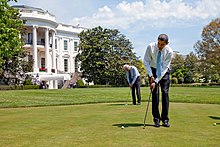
(123, 64, 130, 71)
(157, 34, 169, 50)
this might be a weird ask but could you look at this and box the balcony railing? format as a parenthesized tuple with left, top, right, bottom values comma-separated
(24, 41, 49, 46)
(39, 67, 47, 72)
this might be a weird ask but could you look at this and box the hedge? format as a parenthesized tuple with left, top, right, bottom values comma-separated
(0, 85, 39, 90)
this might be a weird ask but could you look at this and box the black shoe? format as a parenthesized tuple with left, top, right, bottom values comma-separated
(154, 122, 160, 127)
(163, 120, 170, 127)
(154, 118, 160, 127)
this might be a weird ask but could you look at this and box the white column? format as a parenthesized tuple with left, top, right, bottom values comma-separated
(52, 31, 57, 89)
(73, 57, 75, 72)
(59, 37, 63, 71)
(70, 39, 73, 73)
(57, 37, 60, 71)
(45, 28, 50, 73)
(33, 26, 38, 72)
(52, 31, 56, 73)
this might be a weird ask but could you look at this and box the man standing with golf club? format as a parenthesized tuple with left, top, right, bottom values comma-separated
(123, 64, 141, 105)
(143, 34, 173, 127)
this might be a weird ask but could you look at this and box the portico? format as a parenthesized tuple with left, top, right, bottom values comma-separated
(13, 5, 85, 89)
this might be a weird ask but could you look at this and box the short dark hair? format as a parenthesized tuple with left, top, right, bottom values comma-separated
(158, 34, 169, 43)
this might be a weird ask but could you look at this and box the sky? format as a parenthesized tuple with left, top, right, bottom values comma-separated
(9, 0, 220, 59)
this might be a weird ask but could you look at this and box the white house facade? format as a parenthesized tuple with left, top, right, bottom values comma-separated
(13, 5, 85, 89)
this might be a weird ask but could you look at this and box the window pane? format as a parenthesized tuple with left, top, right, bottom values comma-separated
(74, 59, 78, 72)
(55, 39, 57, 49)
(74, 41, 78, 51)
(64, 59, 68, 72)
(64, 40, 68, 50)
(41, 58, 45, 68)
(28, 55, 33, 61)
(28, 33, 33, 44)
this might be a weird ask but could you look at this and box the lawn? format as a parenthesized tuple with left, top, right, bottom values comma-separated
(0, 87, 219, 108)
(0, 87, 219, 146)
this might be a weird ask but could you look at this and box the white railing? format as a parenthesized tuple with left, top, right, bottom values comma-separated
(20, 8, 56, 22)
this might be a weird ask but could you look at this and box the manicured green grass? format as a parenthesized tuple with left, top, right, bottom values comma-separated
(169, 87, 220, 104)
(0, 87, 219, 146)
(0, 103, 219, 146)
(0, 87, 219, 108)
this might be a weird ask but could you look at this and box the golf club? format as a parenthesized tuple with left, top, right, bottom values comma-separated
(121, 88, 131, 129)
(143, 90, 152, 129)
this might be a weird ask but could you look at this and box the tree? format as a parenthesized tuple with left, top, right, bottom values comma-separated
(77, 26, 139, 85)
(171, 54, 185, 82)
(194, 18, 220, 82)
(184, 52, 200, 83)
(0, 0, 32, 85)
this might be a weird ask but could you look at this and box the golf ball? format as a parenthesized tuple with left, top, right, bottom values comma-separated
(121, 126, 124, 129)
(213, 123, 216, 126)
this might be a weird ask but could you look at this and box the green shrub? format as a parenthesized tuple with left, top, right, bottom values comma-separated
(23, 79, 32, 85)
(23, 85, 40, 89)
(172, 77, 178, 84)
(0, 85, 13, 90)
(76, 80, 84, 87)
(170, 83, 220, 87)
(0, 85, 39, 90)
(178, 77, 184, 84)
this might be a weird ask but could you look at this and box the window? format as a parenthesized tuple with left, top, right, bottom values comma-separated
(41, 58, 45, 68)
(28, 33, 33, 44)
(55, 39, 57, 49)
(74, 41, 78, 51)
(41, 39, 45, 45)
(74, 59, 78, 72)
(64, 40, 68, 50)
(64, 59, 68, 72)
(28, 55, 33, 62)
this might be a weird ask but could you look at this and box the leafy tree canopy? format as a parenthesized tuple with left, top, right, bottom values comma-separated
(0, 0, 32, 85)
(171, 52, 200, 83)
(77, 26, 142, 85)
(194, 18, 220, 82)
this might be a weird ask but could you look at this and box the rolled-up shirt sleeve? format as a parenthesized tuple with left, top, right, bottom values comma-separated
(143, 45, 153, 77)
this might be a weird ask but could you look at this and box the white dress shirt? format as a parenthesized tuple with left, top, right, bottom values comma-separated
(143, 42, 173, 83)
(126, 66, 140, 85)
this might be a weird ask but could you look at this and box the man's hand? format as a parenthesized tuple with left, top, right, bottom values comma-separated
(129, 84, 133, 88)
(150, 76, 155, 84)
(150, 82, 156, 91)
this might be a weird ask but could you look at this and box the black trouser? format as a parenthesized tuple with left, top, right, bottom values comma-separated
(131, 76, 141, 105)
(150, 67, 170, 122)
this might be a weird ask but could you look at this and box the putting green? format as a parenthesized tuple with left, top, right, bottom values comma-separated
(0, 102, 219, 146)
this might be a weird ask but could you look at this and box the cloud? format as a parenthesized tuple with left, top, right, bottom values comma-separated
(193, 0, 220, 19)
(70, 0, 220, 30)
(93, 6, 114, 19)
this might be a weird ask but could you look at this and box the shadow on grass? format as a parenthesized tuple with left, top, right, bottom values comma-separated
(209, 116, 220, 120)
(108, 103, 132, 106)
(209, 116, 220, 125)
(112, 123, 154, 128)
